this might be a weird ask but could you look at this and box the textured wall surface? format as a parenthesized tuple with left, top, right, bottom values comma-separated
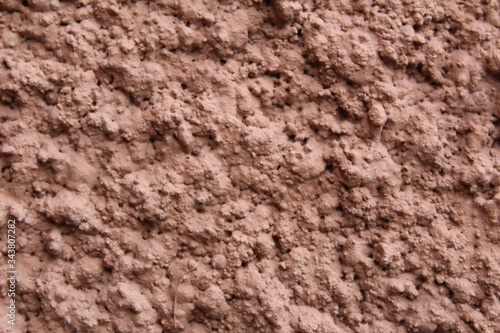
(0, 0, 499, 332)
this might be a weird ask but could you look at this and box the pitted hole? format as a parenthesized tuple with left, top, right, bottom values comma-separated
(337, 106, 349, 119)
(266, 71, 281, 79)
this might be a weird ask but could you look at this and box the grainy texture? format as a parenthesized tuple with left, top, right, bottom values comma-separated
(0, 0, 499, 332)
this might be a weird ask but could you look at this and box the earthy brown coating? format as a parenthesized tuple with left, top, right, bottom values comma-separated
(0, 0, 499, 332)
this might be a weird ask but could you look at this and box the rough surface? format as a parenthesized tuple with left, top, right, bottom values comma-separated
(0, 0, 499, 332)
